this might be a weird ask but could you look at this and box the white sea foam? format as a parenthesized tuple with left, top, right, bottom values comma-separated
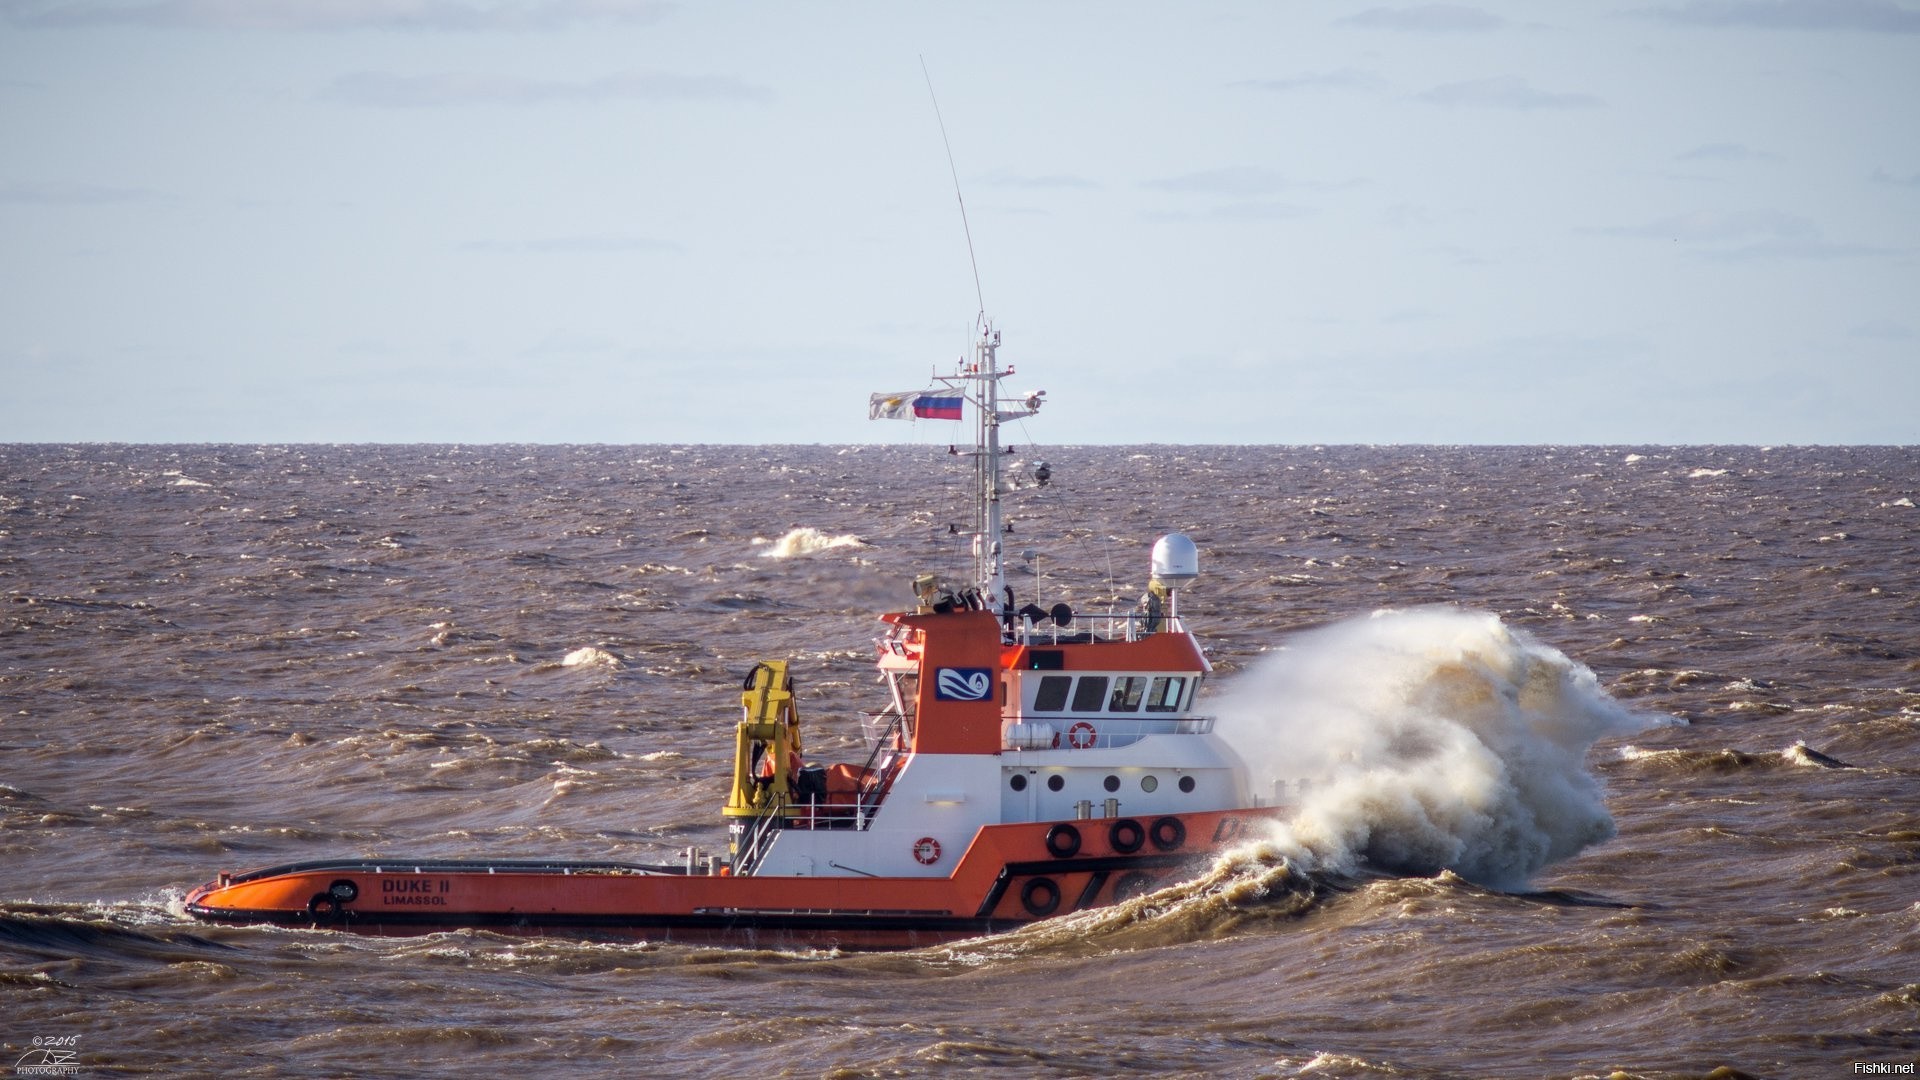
(1215, 606, 1672, 889)
(560, 646, 620, 669)
(755, 526, 866, 558)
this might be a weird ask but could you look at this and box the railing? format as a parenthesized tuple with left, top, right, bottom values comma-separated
(847, 710, 906, 825)
(1002, 714, 1215, 752)
(734, 711, 908, 873)
(732, 807, 783, 874)
(1013, 611, 1186, 645)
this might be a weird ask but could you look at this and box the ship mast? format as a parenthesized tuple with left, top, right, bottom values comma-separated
(930, 320, 1040, 608)
(971, 324, 1005, 604)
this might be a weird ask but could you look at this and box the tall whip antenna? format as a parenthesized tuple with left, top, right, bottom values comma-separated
(919, 56, 985, 319)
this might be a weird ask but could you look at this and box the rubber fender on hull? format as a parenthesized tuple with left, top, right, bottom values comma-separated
(1149, 816, 1186, 851)
(1108, 818, 1145, 855)
(1044, 823, 1082, 859)
(1021, 876, 1062, 917)
(306, 879, 358, 921)
(1113, 871, 1157, 902)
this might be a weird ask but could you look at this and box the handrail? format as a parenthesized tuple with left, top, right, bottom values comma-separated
(739, 711, 905, 867)
(732, 804, 785, 874)
(1002, 714, 1215, 752)
(853, 711, 907, 826)
(1014, 611, 1186, 646)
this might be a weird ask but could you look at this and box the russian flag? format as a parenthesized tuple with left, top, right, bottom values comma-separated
(912, 396, 964, 421)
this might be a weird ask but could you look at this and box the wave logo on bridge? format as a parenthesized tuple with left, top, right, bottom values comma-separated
(934, 667, 993, 701)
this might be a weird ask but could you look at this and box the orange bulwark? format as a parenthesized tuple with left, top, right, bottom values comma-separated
(184, 808, 1280, 949)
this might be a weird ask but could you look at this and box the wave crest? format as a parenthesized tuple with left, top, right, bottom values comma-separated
(755, 527, 866, 559)
(1217, 606, 1674, 889)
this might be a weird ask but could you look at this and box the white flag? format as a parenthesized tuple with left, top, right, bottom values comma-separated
(869, 392, 919, 420)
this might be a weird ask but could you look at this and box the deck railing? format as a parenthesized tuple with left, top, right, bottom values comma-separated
(1002, 714, 1214, 752)
(1012, 611, 1186, 646)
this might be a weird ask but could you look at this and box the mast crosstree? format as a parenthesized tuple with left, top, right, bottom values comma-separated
(927, 322, 1044, 605)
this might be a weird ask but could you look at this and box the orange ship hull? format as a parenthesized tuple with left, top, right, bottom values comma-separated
(184, 808, 1280, 949)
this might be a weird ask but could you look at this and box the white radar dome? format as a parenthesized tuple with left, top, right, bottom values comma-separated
(1150, 533, 1200, 587)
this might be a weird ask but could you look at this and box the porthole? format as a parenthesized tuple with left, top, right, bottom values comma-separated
(1046, 774, 1065, 792)
(1103, 775, 1120, 793)
(1141, 775, 1158, 793)
(1178, 775, 1196, 793)
(1010, 774, 1028, 792)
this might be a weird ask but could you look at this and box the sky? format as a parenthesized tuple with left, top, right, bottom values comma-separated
(2, 1, 1916, 445)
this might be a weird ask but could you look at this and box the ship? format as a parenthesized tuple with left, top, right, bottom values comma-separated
(182, 323, 1287, 948)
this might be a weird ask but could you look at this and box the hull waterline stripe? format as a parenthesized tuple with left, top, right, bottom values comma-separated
(184, 902, 1005, 939)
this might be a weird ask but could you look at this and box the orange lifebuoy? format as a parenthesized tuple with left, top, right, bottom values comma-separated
(912, 836, 941, 865)
(1068, 722, 1096, 749)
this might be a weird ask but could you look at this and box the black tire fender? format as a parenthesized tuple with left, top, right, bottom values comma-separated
(1044, 822, 1082, 859)
(1021, 876, 1062, 917)
(1113, 871, 1157, 902)
(1149, 816, 1186, 852)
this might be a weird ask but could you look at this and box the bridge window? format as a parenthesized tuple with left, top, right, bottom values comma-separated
(1070, 676, 1109, 713)
(1145, 676, 1187, 713)
(1032, 675, 1071, 712)
(1031, 673, 1192, 715)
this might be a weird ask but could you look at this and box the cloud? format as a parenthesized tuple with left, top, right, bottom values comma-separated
(1143, 201, 1315, 223)
(1336, 5, 1507, 31)
(1593, 207, 1816, 242)
(1590, 208, 1903, 259)
(1629, 1, 1920, 32)
(1872, 167, 1920, 187)
(461, 234, 682, 254)
(1229, 69, 1386, 94)
(1144, 166, 1298, 197)
(1417, 76, 1602, 109)
(1384, 203, 1444, 229)
(978, 171, 1101, 190)
(1676, 142, 1779, 162)
(322, 70, 770, 107)
(1143, 166, 1358, 198)
(1702, 237, 1903, 260)
(4, 0, 675, 32)
(1849, 319, 1912, 339)
(0, 180, 159, 204)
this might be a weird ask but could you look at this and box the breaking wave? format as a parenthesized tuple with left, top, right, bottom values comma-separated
(1214, 606, 1675, 889)
(755, 527, 867, 559)
(1618, 740, 1853, 774)
(559, 646, 621, 669)
(927, 843, 1323, 963)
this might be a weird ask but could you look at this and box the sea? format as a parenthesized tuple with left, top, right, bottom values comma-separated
(2, 443, 1916, 1079)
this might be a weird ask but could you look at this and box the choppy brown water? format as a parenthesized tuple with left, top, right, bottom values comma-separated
(2, 443, 1916, 1079)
